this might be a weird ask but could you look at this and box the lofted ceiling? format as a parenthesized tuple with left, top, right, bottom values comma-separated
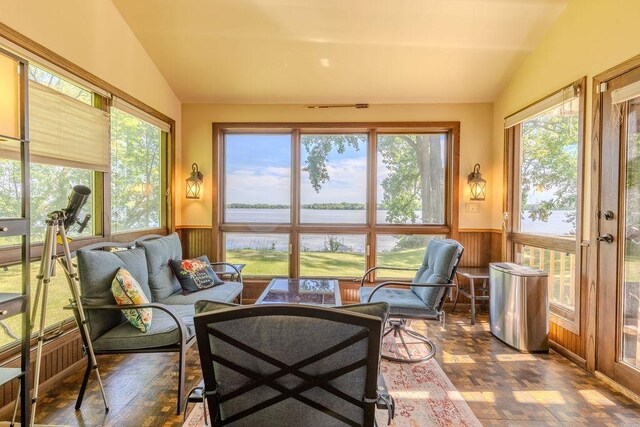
(112, 0, 568, 104)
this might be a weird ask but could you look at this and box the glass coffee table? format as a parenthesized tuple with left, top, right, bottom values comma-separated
(256, 278, 342, 307)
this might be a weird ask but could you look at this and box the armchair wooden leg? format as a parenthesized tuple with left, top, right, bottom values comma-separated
(75, 352, 92, 410)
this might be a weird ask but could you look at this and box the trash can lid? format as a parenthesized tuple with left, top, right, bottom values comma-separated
(489, 262, 548, 277)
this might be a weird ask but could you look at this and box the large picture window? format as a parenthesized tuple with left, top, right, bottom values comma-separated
(505, 78, 585, 331)
(215, 123, 458, 279)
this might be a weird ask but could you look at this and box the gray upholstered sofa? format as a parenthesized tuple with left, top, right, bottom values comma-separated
(71, 232, 243, 414)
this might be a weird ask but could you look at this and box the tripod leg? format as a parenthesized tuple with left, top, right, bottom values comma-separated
(30, 223, 56, 426)
(58, 225, 109, 412)
(76, 352, 92, 410)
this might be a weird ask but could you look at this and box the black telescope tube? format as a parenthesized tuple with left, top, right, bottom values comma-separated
(63, 185, 91, 230)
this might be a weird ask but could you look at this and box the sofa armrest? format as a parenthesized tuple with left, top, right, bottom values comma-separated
(365, 281, 455, 303)
(208, 262, 243, 282)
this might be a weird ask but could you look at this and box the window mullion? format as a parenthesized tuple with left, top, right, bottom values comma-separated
(291, 129, 300, 278)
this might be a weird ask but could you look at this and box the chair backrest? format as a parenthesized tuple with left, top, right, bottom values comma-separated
(194, 304, 385, 427)
(411, 238, 464, 310)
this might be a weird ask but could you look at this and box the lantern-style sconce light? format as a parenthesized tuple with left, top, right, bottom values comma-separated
(185, 163, 203, 199)
(467, 163, 486, 201)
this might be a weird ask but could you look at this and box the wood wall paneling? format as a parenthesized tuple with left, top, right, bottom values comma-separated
(0, 329, 84, 415)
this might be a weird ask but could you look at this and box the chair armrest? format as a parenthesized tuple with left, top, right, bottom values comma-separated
(66, 302, 189, 343)
(208, 262, 243, 282)
(360, 266, 418, 286)
(365, 281, 455, 302)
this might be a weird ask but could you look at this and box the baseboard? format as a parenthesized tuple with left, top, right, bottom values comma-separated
(549, 340, 586, 369)
(595, 371, 640, 406)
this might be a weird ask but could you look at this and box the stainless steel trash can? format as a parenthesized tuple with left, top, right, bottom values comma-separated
(489, 263, 549, 352)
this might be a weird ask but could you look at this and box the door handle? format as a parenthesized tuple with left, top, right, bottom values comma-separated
(597, 233, 614, 244)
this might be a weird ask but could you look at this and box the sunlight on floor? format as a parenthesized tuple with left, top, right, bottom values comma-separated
(461, 323, 491, 332)
(441, 351, 475, 363)
(390, 390, 431, 399)
(495, 353, 537, 362)
(457, 391, 496, 403)
(513, 390, 566, 404)
(578, 389, 616, 406)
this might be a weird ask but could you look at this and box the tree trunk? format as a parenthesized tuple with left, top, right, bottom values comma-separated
(415, 135, 444, 223)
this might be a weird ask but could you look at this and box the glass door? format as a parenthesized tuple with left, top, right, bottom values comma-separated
(621, 98, 640, 369)
(597, 66, 640, 392)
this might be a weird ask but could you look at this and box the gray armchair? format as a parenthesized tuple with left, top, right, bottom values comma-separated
(360, 238, 464, 363)
(193, 301, 394, 426)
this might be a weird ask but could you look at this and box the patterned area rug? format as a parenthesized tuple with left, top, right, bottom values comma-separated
(184, 328, 481, 426)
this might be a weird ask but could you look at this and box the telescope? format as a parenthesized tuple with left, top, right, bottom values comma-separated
(61, 184, 92, 232)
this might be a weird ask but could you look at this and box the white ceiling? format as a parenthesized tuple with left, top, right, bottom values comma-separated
(112, 0, 567, 104)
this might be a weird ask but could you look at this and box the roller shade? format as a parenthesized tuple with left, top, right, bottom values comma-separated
(505, 85, 579, 129)
(112, 97, 170, 133)
(0, 80, 110, 170)
(611, 80, 640, 105)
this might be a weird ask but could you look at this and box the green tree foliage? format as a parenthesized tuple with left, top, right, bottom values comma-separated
(301, 135, 363, 193)
(110, 108, 162, 232)
(302, 134, 444, 224)
(521, 108, 578, 232)
(378, 134, 444, 224)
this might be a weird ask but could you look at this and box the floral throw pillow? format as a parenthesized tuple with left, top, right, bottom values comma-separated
(111, 267, 153, 332)
(169, 256, 224, 294)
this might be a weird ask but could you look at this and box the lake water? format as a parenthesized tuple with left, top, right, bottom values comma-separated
(225, 208, 424, 224)
(223, 208, 575, 252)
(225, 208, 431, 252)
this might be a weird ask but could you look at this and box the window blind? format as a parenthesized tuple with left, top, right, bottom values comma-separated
(611, 80, 640, 105)
(112, 97, 171, 133)
(29, 81, 111, 171)
(504, 85, 578, 129)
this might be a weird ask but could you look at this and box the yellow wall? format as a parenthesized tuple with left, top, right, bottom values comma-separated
(0, 0, 183, 221)
(181, 103, 494, 229)
(492, 0, 640, 231)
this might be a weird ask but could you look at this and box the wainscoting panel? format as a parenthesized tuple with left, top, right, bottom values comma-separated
(0, 328, 84, 415)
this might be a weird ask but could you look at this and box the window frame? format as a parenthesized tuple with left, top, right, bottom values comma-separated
(505, 77, 587, 333)
(213, 122, 460, 280)
(0, 45, 175, 356)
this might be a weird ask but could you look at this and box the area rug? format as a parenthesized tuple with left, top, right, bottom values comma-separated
(184, 330, 481, 426)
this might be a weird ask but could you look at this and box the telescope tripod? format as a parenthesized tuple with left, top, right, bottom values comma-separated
(11, 213, 108, 426)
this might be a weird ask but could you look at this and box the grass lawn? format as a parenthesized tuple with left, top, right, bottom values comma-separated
(0, 261, 73, 348)
(226, 248, 424, 278)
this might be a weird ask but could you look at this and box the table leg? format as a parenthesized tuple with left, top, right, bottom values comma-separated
(470, 278, 476, 325)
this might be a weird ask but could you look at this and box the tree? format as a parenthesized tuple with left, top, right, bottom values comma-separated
(302, 134, 444, 224)
(520, 110, 578, 233)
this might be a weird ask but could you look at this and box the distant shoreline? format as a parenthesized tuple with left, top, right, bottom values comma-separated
(227, 203, 372, 210)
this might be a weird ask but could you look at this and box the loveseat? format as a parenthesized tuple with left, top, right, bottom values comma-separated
(71, 232, 243, 414)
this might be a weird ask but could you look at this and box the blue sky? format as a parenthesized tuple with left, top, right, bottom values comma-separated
(225, 134, 370, 205)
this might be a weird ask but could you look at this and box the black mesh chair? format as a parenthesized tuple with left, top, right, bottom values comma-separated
(360, 238, 464, 363)
(193, 301, 393, 427)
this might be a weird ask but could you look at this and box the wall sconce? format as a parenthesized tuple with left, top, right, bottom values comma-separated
(467, 163, 486, 201)
(185, 163, 203, 199)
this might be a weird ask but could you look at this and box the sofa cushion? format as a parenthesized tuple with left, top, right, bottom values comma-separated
(411, 239, 462, 309)
(92, 305, 195, 352)
(112, 267, 153, 332)
(137, 233, 183, 302)
(78, 247, 150, 341)
(169, 256, 224, 294)
(160, 282, 243, 305)
(194, 299, 237, 314)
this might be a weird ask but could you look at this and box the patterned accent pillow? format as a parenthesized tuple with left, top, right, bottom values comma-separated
(111, 267, 153, 332)
(169, 256, 224, 294)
